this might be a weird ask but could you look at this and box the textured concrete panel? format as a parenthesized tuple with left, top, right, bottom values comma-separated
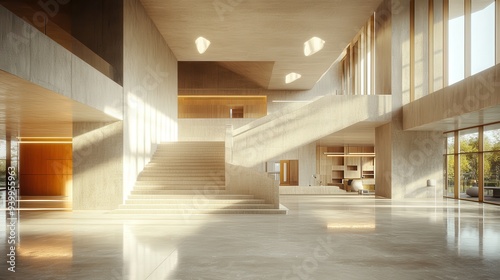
(391, 117, 444, 199)
(71, 56, 123, 119)
(123, 0, 178, 197)
(0, 6, 31, 80)
(375, 117, 444, 199)
(73, 122, 123, 210)
(179, 119, 254, 141)
(30, 31, 72, 97)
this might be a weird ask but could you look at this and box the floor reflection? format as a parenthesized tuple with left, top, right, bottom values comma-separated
(1, 194, 500, 279)
(446, 201, 500, 259)
(122, 225, 179, 279)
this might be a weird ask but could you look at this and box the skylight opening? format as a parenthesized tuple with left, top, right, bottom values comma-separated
(195, 37, 211, 54)
(285, 72, 302, 84)
(304, 37, 325, 56)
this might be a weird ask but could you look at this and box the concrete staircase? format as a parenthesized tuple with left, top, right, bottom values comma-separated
(113, 142, 286, 215)
(231, 94, 392, 167)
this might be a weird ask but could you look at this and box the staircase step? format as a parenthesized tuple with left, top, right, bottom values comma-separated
(124, 198, 266, 204)
(152, 152, 224, 155)
(131, 190, 227, 195)
(133, 185, 226, 191)
(137, 176, 225, 181)
(150, 158, 224, 162)
(128, 194, 256, 200)
(118, 204, 274, 210)
(145, 163, 225, 167)
(111, 208, 287, 215)
(135, 181, 224, 186)
(138, 174, 225, 179)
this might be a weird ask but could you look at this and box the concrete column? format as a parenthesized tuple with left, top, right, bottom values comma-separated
(73, 122, 123, 210)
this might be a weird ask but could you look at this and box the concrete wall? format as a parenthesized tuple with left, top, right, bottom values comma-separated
(1, 4, 127, 209)
(375, 118, 443, 199)
(374, 0, 444, 199)
(179, 119, 254, 142)
(123, 0, 178, 198)
(73, 122, 123, 210)
(391, 117, 444, 199)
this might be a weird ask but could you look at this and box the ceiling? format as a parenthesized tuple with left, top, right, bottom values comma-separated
(406, 104, 500, 132)
(0, 70, 119, 140)
(316, 121, 388, 146)
(140, 0, 382, 90)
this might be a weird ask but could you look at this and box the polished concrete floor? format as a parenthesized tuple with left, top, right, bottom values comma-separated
(1, 193, 500, 280)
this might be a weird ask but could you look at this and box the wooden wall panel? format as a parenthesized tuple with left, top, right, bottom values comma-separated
(19, 143, 72, 196)
(179, 62, 262, 90)
(179, 96, 267, 119)
(289, 160, 299, 186)
(375, 123, 392, 198)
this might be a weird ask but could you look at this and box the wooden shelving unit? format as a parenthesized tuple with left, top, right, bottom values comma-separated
(317, 145, 376, 189)
(329, 146, 345, 186)
(361, 156, 375, 186)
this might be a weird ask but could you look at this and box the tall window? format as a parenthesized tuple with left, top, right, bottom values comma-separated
(448, 0, 465, 85)
(339, 14, 375, 95)
(411, 0, 498, 99)
(471, 0, 495, 75)
(433, 0, 445, 92)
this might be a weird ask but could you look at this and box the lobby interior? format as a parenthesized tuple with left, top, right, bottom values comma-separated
(1, 0, 500, 279)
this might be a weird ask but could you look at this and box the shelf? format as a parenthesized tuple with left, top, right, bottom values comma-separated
(362, 166, 374, 171)
(332, 170, 344, 178)
(362, 171, 374, 178)
(332, 165, 345, 170)
(346, 165, 358, 171)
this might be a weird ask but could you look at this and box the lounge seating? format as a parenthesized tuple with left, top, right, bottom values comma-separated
(351, 179, 364, 192)
(466, 186, 478, 197)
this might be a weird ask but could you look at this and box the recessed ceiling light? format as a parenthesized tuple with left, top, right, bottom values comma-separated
(304, 37, 325, 56)
(285, 72, 302, 84)
(195, 37, 211, 54)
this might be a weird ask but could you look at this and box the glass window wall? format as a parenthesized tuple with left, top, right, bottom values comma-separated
(445, 123, 500, 205)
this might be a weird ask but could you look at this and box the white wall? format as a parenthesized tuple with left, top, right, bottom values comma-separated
(123, 0, 178, 198)
(265, 143, 317, 186)
(179, 119, 253, 142)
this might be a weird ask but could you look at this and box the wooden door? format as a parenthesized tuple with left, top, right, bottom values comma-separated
(289, 160, 299, 185)
(280, 160, 299, 186)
